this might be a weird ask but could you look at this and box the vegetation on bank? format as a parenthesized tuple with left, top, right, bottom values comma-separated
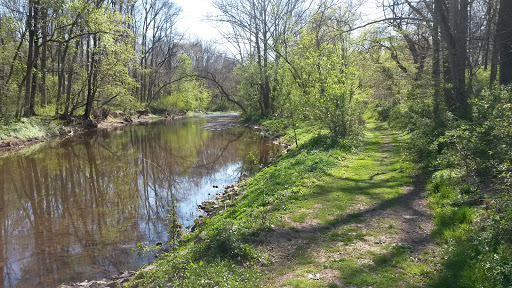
(127, 120, 342, 287)
(0, 116, 65, 144)
(0, 110, 165, 149)
(413, 87, 512, 287)
(126, 121, 434, 287)
(127, 96, 512, 287)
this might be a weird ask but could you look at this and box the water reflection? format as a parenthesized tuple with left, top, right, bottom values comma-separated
(0, 116, 280, 287)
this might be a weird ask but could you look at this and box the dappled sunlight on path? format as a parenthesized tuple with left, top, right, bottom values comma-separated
(260, 124, 437, 287)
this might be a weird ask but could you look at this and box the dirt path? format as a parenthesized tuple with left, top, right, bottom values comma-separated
(260, 125, 437, 287)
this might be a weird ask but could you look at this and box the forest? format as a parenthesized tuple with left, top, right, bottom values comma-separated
(0, 0, 512, 287)
(0, 0, 510, 126)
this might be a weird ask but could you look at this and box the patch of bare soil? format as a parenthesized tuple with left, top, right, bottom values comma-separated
(368, 135, 434, 253)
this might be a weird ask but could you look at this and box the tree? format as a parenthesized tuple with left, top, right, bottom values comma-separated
(212, 0, 311, 117)
(84, 1, 137, 119)
(497, 0, 512, 85)
(131, 0, 181, 105)
(277, 4, 362, 140)
(23, 0, 38, 117)
(186, 41, 247, 112)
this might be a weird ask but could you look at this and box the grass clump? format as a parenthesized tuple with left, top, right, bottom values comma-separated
(0, 117, 64, 141)
(328, 244, 434, 288)
(426, 170, 512, 288)
(130, 257, 261, 288)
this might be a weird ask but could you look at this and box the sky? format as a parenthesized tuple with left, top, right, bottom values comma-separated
(172, 0, 384, 47)
(172, 0, 222, 42)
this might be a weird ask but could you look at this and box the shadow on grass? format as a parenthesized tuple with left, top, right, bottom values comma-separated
(427, 203, 512, 287)
(254, 173, 431, 250)
(246, 125, 434, 286)
(327, 244, 430, 287)
(192, 124, 435, 287)
(265, 173, 433, 286)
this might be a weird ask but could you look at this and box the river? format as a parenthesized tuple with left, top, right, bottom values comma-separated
(0, 114, 281, 287)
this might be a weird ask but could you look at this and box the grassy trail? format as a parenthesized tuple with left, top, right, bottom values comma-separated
(127, 122, 441, 288)
(261, 123, 438, 287)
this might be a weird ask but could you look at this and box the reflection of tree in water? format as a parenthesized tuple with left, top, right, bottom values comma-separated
(0, 118, 280, 287)
(0, 142, 147, 287)
(0, 167, 10, 287)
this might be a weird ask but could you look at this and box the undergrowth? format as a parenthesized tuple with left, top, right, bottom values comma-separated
(405, 87, 512, 287)
(426, 170, 512, 287)
(0, 117, 64, 141)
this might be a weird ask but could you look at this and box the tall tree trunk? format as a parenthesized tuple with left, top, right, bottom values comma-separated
(23, 0, 35, 117)
(55, 44, 67, 116)
(29, 0, 41, 116)
(498, 0, 512, 85)
(64, 40, 79, 118)
(15, 82, 24, 119)
(262, 1, 271, 116)
(84, 35, 95, 119)
(490, 0, 500, 85)
(140, 11, 148, 103)
(439, 0, 469, 119)
(483, 0, 495, 70)
(40, 6, 48, 108)
(490, 32, 500, 85)
(255, 31, 265, 115)
(433, 0, 442, 121)
(453, 0, 469, 118)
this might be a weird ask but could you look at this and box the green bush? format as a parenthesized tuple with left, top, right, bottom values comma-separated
(404, 86, 512, 288)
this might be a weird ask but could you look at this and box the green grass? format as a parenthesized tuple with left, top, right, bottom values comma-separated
(127, 120, 439, 287)
(0, 116, 64, 141)
(425, 169, 512, 288)
(256, 122, 437, 287)
(291, 213, 307, 223)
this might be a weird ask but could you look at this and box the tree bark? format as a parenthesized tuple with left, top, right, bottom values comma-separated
(483, 0, 496, 70)
(64, 40, 80, 118)
(29, 0, 41, 116)
(23, 0, 35, 117)
(433, 0, 442, 121)
(40, 5, 48, 108)
(438, 0, 469, 119)
(55, 44, 65, 115)
(453, 0, 469, 118)
(84, 35, 95, 119)
(498, 0, 512, 85)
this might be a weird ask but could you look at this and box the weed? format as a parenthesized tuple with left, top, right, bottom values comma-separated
(0, 117, 64, 141)
(291, 213, 307, 223)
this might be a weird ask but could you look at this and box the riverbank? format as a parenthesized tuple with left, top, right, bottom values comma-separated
(124, 121, 442, 287)
(0, 113, 179, 152)
(3, 113, 282, 288)
(0, 117, 65, 151)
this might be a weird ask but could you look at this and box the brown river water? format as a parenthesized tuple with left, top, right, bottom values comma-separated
(0, 114, 281, 287)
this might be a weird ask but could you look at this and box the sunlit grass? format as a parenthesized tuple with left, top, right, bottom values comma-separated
(128, 121, 438, 287)
(0, 116, 64, 141)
